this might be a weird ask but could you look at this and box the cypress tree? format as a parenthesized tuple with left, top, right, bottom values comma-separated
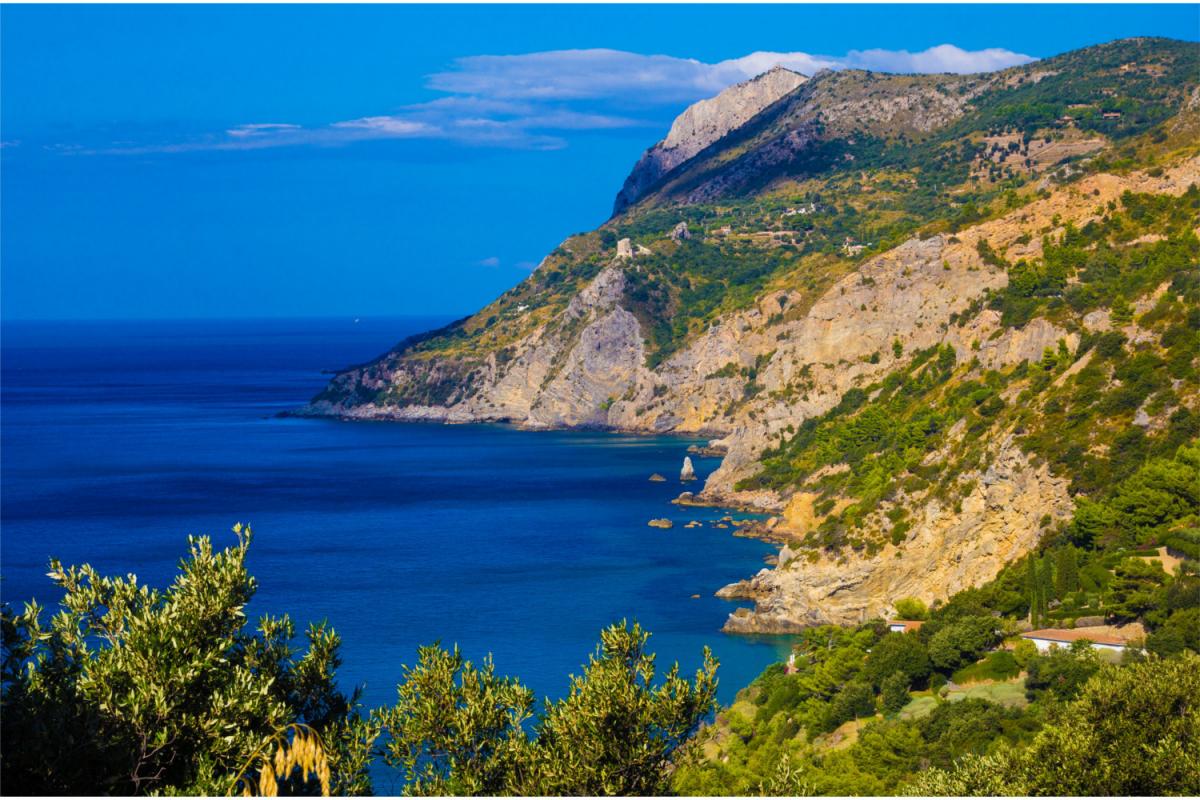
(1056, 547, 1079, 598)
(1026, 555, 1041, 626)
(1040, 553, 1056, 614)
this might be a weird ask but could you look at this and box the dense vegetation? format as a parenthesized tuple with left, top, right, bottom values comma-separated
(1, 528, 717, 796)
(673, 622, 1198, 796)
(673, 462, 1200, 796)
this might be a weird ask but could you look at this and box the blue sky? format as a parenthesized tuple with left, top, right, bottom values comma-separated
(2, 4, 1197, 320)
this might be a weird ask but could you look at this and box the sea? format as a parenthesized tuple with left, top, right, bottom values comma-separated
(1, 317, 794, 766)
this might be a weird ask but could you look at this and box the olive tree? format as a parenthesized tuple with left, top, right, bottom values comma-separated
(3, 528, 719, 797)
(0, 525, 377, 796)
(382, 620, 719, 796)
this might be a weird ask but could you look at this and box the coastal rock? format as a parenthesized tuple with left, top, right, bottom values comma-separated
(648, 518, 674, 529)
(715, 579, 762, 600)
(720, 433, 1075, 630)
(681, 456, 697, 481)
(648, 473, 667, 482)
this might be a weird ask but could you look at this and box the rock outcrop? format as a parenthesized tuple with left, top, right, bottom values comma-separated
(681, 456, 697, 482)
(612, 66, 807, 214)
(719, 433, 1075, 630)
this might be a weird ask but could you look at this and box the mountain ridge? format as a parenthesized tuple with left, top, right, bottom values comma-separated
(303, 36, 1200, 630)
(612, 65, 808, 214)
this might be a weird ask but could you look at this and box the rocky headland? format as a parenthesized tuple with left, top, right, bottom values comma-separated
(301, 38, 1200, 633)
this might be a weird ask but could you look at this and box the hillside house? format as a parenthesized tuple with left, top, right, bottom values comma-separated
(887, 620, 924, 634)
(1020, 628, 1131, 653)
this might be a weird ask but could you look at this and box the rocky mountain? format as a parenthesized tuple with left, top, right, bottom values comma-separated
(304, 37, 1200, 631)
(612, 65, 808, 214)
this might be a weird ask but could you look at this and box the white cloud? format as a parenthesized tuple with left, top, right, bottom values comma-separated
(226, 123, 302, 138)
(845, 44, 1036, 74)
(477, 256, 501, 267)
(74, 43, 1035, 156)
(426, 44, 1034, 104)
(330, 117, 437, 137)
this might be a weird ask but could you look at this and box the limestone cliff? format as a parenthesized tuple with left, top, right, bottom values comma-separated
(612, 66, 807, 215)
(719, 433, 1075, 630)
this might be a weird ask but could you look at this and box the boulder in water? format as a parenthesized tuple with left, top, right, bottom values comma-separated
(648, 473, 667, 482)
(648, 518, 673, 529)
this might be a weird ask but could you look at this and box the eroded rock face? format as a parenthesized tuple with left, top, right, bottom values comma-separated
(304, 264, 653, 428)
(720, 433, 1075, 631)
(612, 66, 807, 214)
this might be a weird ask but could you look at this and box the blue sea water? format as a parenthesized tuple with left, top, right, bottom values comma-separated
(1, 318, 793, 761)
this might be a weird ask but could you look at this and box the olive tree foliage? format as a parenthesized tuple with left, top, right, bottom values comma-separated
(3, 528, 719, 796)
(378, 646, 536, 796)
(381, 620, 720, 796)
(0, 526, 379, 797)
(909, 652, 1200, 796)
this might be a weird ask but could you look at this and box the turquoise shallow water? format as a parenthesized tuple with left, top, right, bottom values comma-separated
(1, 317, 793, 779)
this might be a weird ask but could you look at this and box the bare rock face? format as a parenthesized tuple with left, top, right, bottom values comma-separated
(612, 66, 807, 214)
(720, 433, 1075, 631)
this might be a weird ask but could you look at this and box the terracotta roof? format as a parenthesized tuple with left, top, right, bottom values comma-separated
(888, 620, 924, 633)
(1021, 628, 1129, 647)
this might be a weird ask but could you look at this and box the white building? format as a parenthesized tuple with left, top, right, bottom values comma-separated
(1020, 628, 1129, 653)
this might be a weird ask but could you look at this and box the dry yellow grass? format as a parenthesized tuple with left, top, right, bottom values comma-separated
(230, 724, 331, 797)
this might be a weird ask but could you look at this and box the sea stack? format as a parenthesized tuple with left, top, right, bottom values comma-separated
(681, 456, 696, 481)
